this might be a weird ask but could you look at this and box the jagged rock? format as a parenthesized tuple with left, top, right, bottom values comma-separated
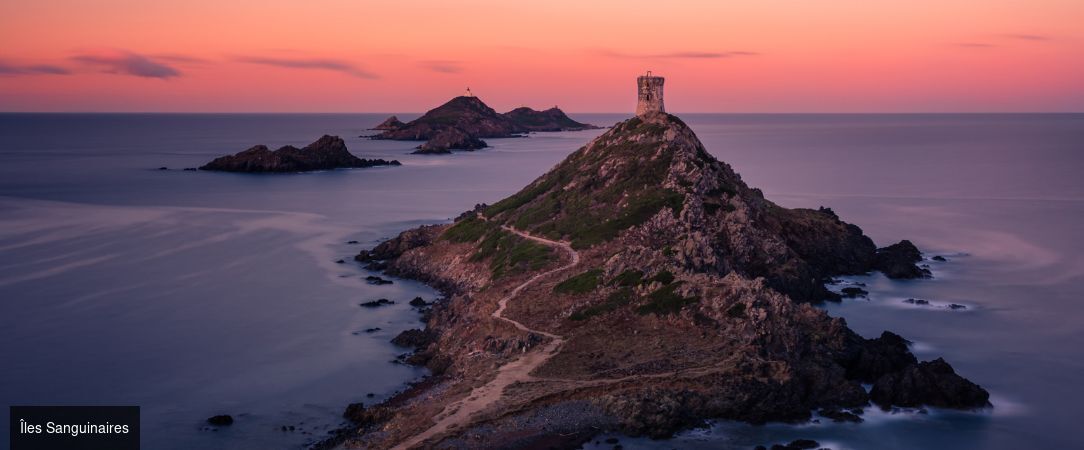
(359, 299, 394, 308)
(343, 403, 392, 427)
(874, 240, 932, 279)
(391, 328, 435, 349)
(413, 128, 487, 154)
(365, 275, 393, 285)
(870, 358, 990, 409)
(932, 255, 948, 262)
(206, 415, 233, 426)
(200, 135, 400, 173)
(819, 408, 863, 423)
(409, 297, 429, 307)
(840, 287, 868, 298)
(371, 115, 405, 131)
(839, 331, 917, 383)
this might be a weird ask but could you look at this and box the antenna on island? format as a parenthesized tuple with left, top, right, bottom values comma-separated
(464, 87, 474, 97)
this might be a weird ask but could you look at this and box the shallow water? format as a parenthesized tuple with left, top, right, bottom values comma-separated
(1, 113, 1082, 449)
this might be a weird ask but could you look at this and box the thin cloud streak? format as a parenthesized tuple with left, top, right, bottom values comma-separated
(599, 50, 760, 59)
(998, 33, 1052, 41)
(71, 50, 181, 78)
(420, 60, 463, 74)
(234, 56, 378, 79)
(0, 60, 71, 75)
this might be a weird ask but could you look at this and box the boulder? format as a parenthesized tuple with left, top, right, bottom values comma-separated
(206, 415, 233, 426)
(870, 358, 990, 409)
(874, 240, 931, 279)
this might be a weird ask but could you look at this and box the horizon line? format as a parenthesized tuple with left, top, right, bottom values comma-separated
(2, 111, 1082, 115)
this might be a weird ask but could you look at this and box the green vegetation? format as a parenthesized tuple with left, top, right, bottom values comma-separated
(484, 116, 688, 249)
(570, 287, 634, 321)
(636, 282, 699, 316)
(554, 268, 604, 294)
(443, 216, 491, 243)
(610, 269, 644, 287)
(446, 217, 553, 279)
(470, 229, 553, 279)
(726, 303, 747, 319)
(486, 177, 558, 217)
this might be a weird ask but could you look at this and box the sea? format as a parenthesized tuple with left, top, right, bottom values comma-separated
(0, 113, 1081, 449)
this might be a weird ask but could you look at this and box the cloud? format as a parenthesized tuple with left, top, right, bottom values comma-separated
(71, 50, 181, 78)
(420, 60, 463, 74)
(998, 34, 1051, 41)
(153, 54, 211, 64)
(0, 60, 71, 75)
(234, 56, 378, 79)
(599, 50, 759, 59)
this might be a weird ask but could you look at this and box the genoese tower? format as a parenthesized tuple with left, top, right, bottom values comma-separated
(636, 71, 665, 116)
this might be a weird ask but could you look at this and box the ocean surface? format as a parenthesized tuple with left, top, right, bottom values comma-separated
(1, 112, 1082, 449)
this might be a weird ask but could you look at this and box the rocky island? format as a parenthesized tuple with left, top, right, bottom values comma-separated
(332, 76, 988, 449)
(200, 135, 400, 173)
(370, 95, 599, 154)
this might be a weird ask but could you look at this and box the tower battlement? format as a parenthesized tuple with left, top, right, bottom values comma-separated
(636, 71, 665, 116)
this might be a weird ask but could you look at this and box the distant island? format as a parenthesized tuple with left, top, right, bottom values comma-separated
(326, 75, 989, 449)
(199, 135, 400, 173)
(370, 95, 600, 154)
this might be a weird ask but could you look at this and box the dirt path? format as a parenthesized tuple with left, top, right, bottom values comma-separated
(390, 226, 579, 450)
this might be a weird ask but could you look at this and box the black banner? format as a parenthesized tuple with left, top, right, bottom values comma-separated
(9, 406, 139, 450)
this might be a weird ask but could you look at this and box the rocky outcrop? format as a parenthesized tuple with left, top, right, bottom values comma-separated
(199, 135, 400, 173)
(374, 96, 522, 141)
(331, 112, 987, 449)
(870, 358, 990, 409)
(502, 106, 600, 132)
(413, 128, 487, 154)
(371, 115, 405, 131)
(373, 96, 598, 153)
(874, 240, 931, 279)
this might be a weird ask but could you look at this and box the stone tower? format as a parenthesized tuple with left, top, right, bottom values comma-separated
(636, 71, 665, 116)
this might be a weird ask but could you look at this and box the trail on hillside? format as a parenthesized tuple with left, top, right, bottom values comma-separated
(390, 226, 578, 450)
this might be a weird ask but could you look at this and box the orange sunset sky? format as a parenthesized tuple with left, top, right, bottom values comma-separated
(1, 0, 1082, 113)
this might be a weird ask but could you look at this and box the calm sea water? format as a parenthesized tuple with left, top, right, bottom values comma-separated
(1, 113, 1082, 449)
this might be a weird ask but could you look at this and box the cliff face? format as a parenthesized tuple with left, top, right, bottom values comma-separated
(199, 135, 400, 173)
(338, 113, 987, 449)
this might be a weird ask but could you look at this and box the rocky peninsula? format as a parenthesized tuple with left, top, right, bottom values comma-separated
(200, 135, 400, 173)
(370, 96, 599, 154)
(329, 111, 989, 449)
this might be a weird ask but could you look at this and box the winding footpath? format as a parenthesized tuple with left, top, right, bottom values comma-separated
(390, 226, 579, 450)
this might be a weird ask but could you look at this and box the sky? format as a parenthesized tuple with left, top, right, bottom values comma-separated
(1, 0, 1082, 113)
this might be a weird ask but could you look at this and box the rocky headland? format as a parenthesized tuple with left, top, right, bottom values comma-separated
(333, 112, 988, 449)
(370, 96, 599, 154)
(200, 135, 400, 173)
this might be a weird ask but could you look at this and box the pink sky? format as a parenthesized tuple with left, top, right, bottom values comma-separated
(1, 0, 1082, 112)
